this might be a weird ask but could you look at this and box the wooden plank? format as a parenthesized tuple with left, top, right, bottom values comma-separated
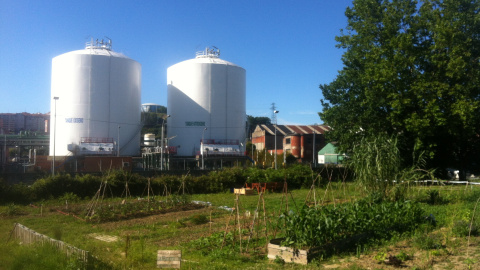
(268, 241, 308, 265)
(157, 250, 181, 269)
(234, 188, 255, 195)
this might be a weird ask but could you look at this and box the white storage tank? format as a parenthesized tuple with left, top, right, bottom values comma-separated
(167, 48, 246, 156)
(49, 39, 142, 157)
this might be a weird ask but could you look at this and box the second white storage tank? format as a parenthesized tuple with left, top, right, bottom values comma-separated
(167, 48, 246, 156)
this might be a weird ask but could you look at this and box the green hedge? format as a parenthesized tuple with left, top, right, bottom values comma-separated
(0, 165, 324, 204)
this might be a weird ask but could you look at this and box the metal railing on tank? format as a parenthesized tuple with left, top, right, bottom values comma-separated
(201, 139, 239, 145)
(85, 38, 112, 51)
(196, 46, 220, 58)
(80, 137, 114, 143)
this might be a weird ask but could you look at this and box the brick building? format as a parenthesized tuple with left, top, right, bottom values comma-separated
(252, 124, 330, 163)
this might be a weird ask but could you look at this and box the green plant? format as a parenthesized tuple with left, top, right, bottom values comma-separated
(464, 258, 476, 269)
(396, 250, 410, 261)
(5, 203, 19, 216)
(273, 255, 285, 265)
(348, 134, 401, 198)
(340, 264, 368, 270)
(5, 242, 85, 270)
(190, 214, 209, 225)
(281, 200, 426, 249)
(53, 227, 62, 240)
(426, 189, 443, 205)
(169, 220, 186, 229)
(452, 219, 479, 237)
(58, 192, 80, 204)
(374, 251, 387, 263)
(412, 232, 442, 250)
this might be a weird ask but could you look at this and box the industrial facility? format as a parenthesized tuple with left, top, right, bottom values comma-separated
(26, 41, 248, 173)
(0, 40, 327, 174)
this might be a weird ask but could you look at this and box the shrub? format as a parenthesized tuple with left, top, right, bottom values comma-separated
(4, 183, 35, 204)
(285, 164, 312, 189)
(58, 192, 81, 204)
(1, 164, 318, 204)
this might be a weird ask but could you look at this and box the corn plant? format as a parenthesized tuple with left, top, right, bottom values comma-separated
(280, 199, 426, 249)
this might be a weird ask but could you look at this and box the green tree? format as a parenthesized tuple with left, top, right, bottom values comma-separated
(246, 115, 272, 136)
(320, 0, 480, 178)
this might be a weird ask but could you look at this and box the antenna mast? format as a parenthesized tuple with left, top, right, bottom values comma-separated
(270, 103, 277, 124)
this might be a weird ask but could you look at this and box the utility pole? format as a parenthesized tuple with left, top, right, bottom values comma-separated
(202, 127, 207, 170)
(161, 115, 170, 170)
(274, 110, 279, 170)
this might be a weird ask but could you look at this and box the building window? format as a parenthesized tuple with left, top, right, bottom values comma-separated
(286, 138, 291, 144)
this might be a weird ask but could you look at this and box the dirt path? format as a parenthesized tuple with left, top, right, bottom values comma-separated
(329, 235, 480, 270)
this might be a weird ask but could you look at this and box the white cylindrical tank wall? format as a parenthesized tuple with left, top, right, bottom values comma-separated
(50, 39, 142, 156)
(167, 48, 246, 156)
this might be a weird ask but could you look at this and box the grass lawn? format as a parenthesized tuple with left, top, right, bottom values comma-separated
(1, 182, 480, 269)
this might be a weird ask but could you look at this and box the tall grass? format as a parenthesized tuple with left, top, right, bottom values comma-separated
(4, 242, 86, 270)
(349, 134, 402, 197)
(348, 134, 432, 200)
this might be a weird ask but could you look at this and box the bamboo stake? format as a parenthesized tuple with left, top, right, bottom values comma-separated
(6, 223, 17, 243)
(221, 208, 235, 250)
(467, 196, 480, 258)
(262, 192, 268, 251)
(235, 194, 242, 253)
(209, 210, 212, 233)
(246, 192, 262, 251)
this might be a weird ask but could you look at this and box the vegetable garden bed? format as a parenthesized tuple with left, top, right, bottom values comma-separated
(277, 199, 432, 264)
(53, 199, 206, 223)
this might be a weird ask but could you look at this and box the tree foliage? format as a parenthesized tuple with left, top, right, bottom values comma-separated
(320, 0, 480, 176)
(246, 115, 271, 136)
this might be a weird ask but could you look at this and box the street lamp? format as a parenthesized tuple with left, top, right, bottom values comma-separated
(274, 110, 279, 169)
(52, 96, 59, 176)
(202, 127, 207, 170)
(161, 114, 170, 170)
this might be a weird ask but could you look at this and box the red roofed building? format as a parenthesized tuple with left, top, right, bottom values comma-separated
(252, 124, 330, 163)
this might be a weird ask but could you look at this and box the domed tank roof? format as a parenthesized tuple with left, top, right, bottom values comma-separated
(169, 47, 244, 69)
(55, 38, 131, 59)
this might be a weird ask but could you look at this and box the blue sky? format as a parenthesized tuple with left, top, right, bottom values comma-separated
(0, 0, 351, 125)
